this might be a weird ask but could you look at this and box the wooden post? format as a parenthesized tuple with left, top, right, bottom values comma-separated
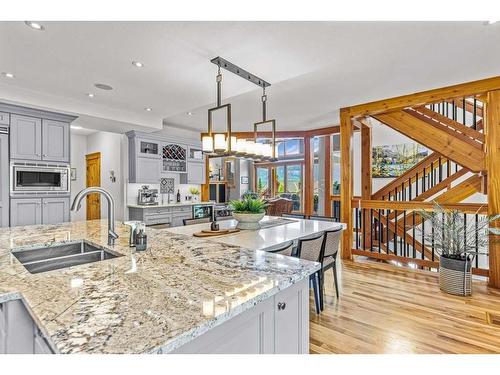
(361, 124, 372, 249)
(304, 135, 314, 216)
(340, 108, 353, 259)
(201, 155, 210, 202)
(486, 90, 500, 288)
(324, 136, 332, 217)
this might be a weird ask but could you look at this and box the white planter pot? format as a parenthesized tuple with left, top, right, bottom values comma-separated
(232, 212, 265, 230)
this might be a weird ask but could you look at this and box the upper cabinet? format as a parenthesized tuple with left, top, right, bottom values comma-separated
(127, 131, 205, 184)
(3, 103, 76, 164)
(41, 119, 70, 162)
(10, 115, 42, 160)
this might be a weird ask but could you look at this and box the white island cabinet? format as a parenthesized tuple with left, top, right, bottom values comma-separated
(172, 278, 309, 354)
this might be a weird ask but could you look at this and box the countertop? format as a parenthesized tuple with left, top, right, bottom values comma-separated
(167, 216, 346, 251)
(127, 201, 214, 209)
(0, 220, 319, 354)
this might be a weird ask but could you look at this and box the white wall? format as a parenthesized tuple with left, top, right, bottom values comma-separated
(70, 133, 88, 222)
(86, 131, 125, 220)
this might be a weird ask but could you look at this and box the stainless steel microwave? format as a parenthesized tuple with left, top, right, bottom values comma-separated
(11, 163, 70, 194)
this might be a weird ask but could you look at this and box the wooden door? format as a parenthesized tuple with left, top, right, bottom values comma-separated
(85, 152, 101, 220)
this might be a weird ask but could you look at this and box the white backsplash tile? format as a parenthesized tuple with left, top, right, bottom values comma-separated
(126, 181, 201, 205)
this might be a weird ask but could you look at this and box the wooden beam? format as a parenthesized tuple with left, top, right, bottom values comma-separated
(340, 109, 353, 259)
(344, 75, 500, 118)
(373, 110, 486, 172)
(486, 90, 500, 288)
(361, 124, 372, 249)
(324, 135, 332, 217)
(304, 135, 314, 216)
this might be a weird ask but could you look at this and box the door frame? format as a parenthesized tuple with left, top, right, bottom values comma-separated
(85, 152, 101, 220)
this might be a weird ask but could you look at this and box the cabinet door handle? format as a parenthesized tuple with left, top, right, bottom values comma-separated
(277, 302, 286, 311)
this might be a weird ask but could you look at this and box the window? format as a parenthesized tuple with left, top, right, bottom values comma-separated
(276, 139, 304, 159)
(256, 167, 269, 195)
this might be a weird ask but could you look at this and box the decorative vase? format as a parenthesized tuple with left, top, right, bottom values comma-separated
(232, 212, 265, 230)
(439, 255, 474, 296)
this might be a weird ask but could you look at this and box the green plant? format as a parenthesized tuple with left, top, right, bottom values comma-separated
(229, 197, 267, 214)
(189, 187, 200, 196)
(418, 202, 500, 260)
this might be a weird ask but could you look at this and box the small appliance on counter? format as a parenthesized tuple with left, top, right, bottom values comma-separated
(137, 185, 158, 206)
(193, 204, 214, 220)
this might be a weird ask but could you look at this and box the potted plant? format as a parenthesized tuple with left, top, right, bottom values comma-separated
(229, 197, 267, 230)
(189, 187, 200, 202)
(419, 203, 499, 296)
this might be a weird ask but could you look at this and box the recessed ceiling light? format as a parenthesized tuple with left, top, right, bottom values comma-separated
(144, 107, 152, 112)
(187, 112, 194, 116)
(132, 61, 144, 68)
(86, 93, 95, 98)
(24, 21, 45, 31)
(1, 72, 15, 78)
(94, 83, 113, 91)
(488, 20, 498, 25)
(70, 125, 82, 130)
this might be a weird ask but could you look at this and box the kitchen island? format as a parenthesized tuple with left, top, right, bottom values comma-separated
(167, 216, 345, 251)
(0, 220, 319, 354)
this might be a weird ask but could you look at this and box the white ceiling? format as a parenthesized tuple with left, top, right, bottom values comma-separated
(1, 21, 499, 135)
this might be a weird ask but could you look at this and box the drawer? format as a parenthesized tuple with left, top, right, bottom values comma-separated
(0, 112, 9, 125)
(145, 207, 172, 215)
(145, 217, 171, 226)
(171, 206, 192, 213)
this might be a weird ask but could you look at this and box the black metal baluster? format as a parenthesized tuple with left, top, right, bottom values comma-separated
(355, 207, 359, 249)
(403, 211, 407, 257)
(378, 209, 382, 253)
(473, 98, 477, 130)
(438, 157, 442, 182)
(361, 207, 365, 249)
(409, 179, 412, 200)
(422, 166, 426, 192)
(370, 209, 373, 251)
(447, 158, 451, 178)
(412, 211, 416, 258)
(475, 214, 479, 268)
(431, 225, 435, 262)
(415, 171, 419, 197)
(462, 98, 466, 125)
(386, 208, 390, 254)
(421, 217, 425, 260)
(394, 210, 398, 256)
(453, 101, 457, 121)
(464, 213, 467, 252)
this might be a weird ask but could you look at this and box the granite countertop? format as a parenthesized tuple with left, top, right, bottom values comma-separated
(167, 216, 346, 251)
(127, 201, 214, 209)
(0, 220, 319, 354)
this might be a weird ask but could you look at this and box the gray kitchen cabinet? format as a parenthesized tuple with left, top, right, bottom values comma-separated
(183, 161, 205, 184)
(10, 114, 42, 160)
(0, 111, 9, 125)
(42, 119, 70, 162)
(137, 157, 161, 183)
(0, 300, 54, 354)
(10, 198, 42, 227)
(0, 133, 8, 227)
(10, 197, 70, 227)
(42, 197, 70, 225)
(129, 205, 194, 227)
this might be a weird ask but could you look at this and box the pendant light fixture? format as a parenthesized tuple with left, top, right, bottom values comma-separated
(202, 57, 277, 163)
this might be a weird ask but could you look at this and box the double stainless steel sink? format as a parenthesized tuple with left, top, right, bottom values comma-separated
(12, 241, 122, 274)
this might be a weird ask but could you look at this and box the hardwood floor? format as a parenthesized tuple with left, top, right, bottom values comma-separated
(309, 259, 500, 354)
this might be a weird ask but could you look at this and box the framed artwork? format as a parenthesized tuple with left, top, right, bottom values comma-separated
(240, 176, 249, 184)
(372, 143, 428, 178)
(70, 168, 77, 181)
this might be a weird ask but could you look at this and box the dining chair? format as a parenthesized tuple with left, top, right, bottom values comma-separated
(266, 240, 295, 256)
(319, 228, 342, 309)
(295, 231, 325, 314)
(183, 217, 211, 226)
(281, 213, 306, 219)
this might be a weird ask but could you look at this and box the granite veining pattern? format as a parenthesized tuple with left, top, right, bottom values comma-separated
(0, 220, 319, 354)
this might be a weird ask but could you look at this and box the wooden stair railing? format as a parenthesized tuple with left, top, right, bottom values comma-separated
(372, 110, 485, 172)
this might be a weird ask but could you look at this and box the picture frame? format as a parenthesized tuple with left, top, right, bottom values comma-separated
(240, 176, 249, 184)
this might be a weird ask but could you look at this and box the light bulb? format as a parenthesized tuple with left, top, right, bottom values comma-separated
(202, 135, 214, 153)
(214, 134, 227, 152)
